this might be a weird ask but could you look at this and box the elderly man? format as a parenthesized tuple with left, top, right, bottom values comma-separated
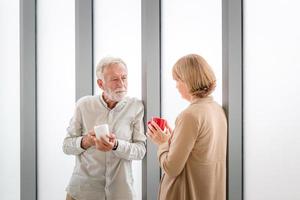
(63, 56, 146, 200)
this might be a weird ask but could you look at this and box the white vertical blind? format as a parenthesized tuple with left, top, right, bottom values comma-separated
(0, 0, 20, 199)
(93, 0, 142, 199)
(37, 0, 75, 199)
(161, 0, 222, 127)
(244, 0, 300, 199)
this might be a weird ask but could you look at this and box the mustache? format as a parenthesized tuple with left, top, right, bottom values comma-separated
(114, 88, 127, 93)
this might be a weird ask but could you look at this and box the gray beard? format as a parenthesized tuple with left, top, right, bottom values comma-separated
(105, 89, 127, 102)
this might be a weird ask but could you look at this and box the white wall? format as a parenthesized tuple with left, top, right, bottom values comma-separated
(37, 0, 75, 199)
(244, 0, 300, 199)
(0, 0, 20, 199)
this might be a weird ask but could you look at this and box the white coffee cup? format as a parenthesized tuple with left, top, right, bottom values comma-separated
(94, 124, 109, 142)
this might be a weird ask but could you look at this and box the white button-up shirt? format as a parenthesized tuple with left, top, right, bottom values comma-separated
(63, 94, 146, 200)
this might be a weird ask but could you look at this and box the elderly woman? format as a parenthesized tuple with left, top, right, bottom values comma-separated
(147, 54, 227, 200)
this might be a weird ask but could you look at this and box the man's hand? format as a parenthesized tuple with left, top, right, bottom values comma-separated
(81, 130, 96, 150)
(94, 133, 117, 152)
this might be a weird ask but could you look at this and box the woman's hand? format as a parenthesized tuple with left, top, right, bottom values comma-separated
(147, 121, 172, 145)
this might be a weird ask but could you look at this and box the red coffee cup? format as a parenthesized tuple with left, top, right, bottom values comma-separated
(147, 117, 167, 131)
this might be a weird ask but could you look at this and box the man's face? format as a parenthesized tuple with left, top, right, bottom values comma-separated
(98, 63, 128, 102)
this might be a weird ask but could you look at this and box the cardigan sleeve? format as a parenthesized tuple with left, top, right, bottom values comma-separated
(157, 112, 199, 178)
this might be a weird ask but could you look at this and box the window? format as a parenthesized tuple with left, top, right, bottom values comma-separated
(161, 0, 222, 126)
(0, 0, 20, 199)
(37, 0, 75, 199)
(244, 1, 300, 199)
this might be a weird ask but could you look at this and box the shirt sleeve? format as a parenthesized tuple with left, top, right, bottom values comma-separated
(157, 112, 199, 178)
(62, 104, 86, 155)
(113, 102, 146, 160)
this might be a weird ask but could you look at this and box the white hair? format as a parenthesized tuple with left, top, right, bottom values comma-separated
(96, 56, 127, 80)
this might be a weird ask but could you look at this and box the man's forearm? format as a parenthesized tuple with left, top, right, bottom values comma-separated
(112, 140, 146, 160)
(63, 136, 86, 155)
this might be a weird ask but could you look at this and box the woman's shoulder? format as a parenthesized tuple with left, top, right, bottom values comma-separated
(178, 100, 222, 120)
(177, 106, 199, 122)
(190, 98, 223, 112)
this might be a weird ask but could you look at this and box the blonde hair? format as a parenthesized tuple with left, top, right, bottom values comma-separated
(172, 54, 216, 98)
(96, 56, 127, 80)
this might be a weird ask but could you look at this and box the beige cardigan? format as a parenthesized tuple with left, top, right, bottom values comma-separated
(158, 97, 227, 200)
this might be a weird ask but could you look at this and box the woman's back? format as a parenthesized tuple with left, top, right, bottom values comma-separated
(158, 96, 227, 200)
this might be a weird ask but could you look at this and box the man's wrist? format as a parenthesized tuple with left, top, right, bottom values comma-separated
(81, 135, 90, 150)
(112, 139, 119, 150)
